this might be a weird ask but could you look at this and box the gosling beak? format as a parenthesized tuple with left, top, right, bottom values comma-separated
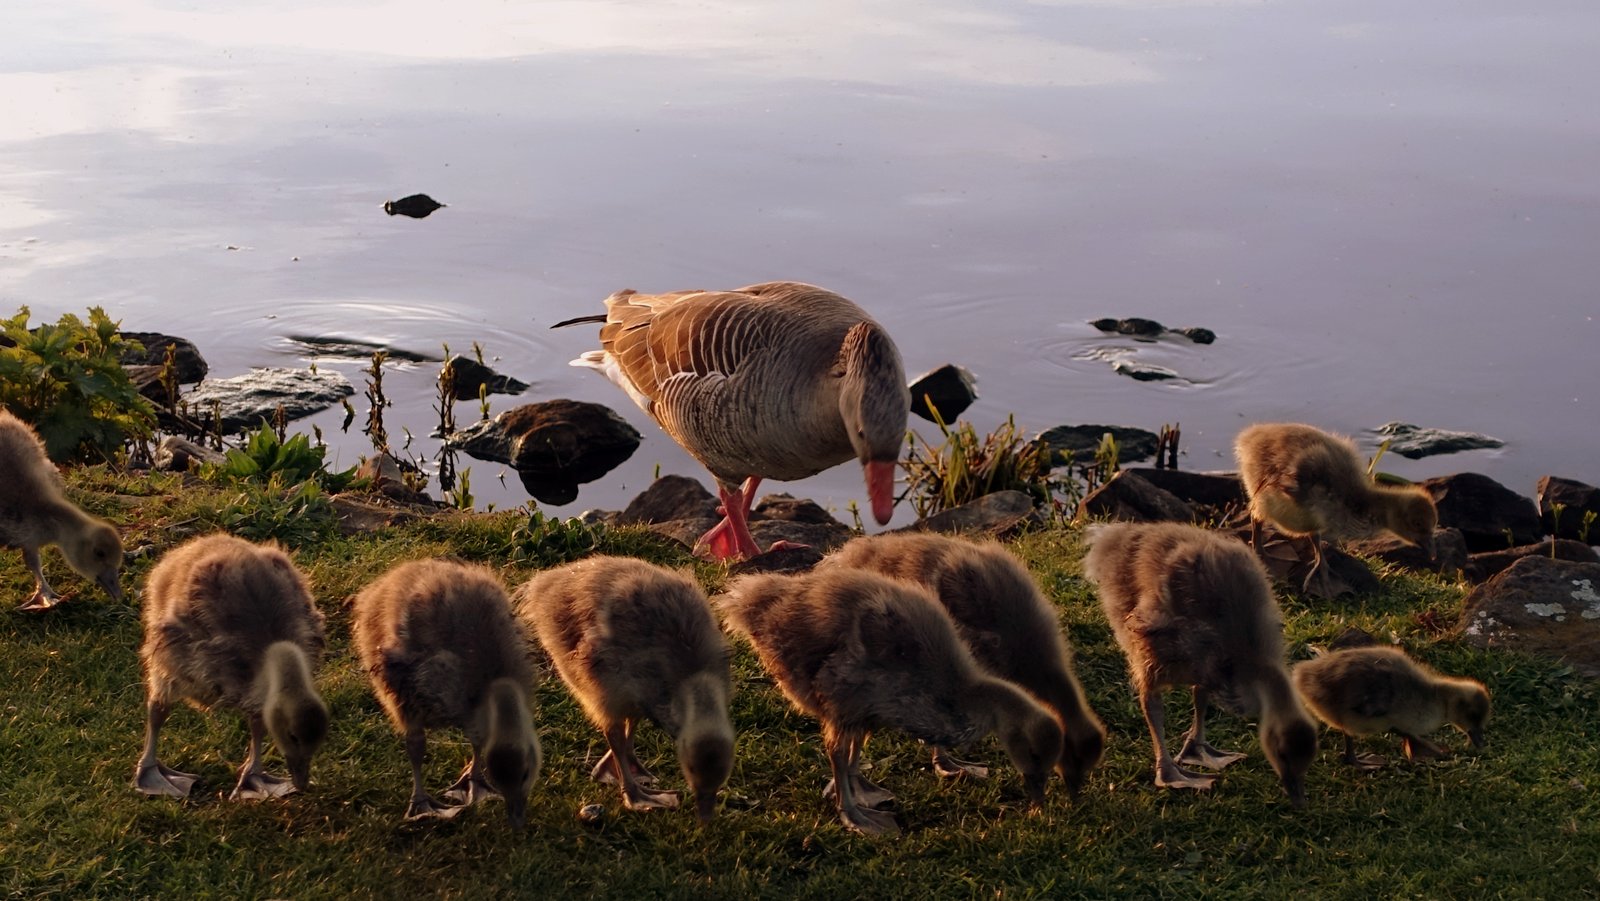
(1024, 773, 1049, 811)
(505, 794, 528, 831)
(1057, 761, 1087, 801)
(1423, 533, 1438, 564)
(1468, 727, 1486, 748)
(864, 459, 897, 526)
(1285, 775, 1308, 809)
(287, 757, 312, 793)
(98, 570, 124, 602)
(695, 791, 717, 825)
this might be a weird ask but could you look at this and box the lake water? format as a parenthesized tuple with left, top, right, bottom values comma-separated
(4, 0, 1596, 520)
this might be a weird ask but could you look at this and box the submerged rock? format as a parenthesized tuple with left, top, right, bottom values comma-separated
(448, 400, 641, 505)
(1537, 476, 1600, 544)
(182, 367, 355, 433)
(443, 354, 530, 400)
(285, 335, 439, 363)
(1035, 425, 1160, 465)
(1459, 557, 1600, 677)
(1112, 359, 1180, 382)
(1421, 473, 1543, 552)
(118, 332, 209, 384)
(1372, 422, 1504, 459)
(907, 363, 978, 423)
(384, 193, 446, 218)
(1090, 318, 1215, 344)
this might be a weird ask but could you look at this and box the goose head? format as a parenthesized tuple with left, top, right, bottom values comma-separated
(837, 321, 910, 525)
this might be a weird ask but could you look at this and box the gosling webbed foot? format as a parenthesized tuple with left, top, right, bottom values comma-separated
(134, 762, 198, 798)
(405, 794, 464, 820)
(1402, 735, 1449, 761)
(591, 750, 656, 786)
(442, 763, 500, 805)
(231, 771, 298, 801)
(18, 589, 65, 612)
(621, 782, 680, 811)
(822, 776, 895, 810)
(1345, 751, 1389, 770)
(1177, 737, 1247, 771)
(931, 747, 991, 780)
(838, 801, 901, 837)
(1155, 759, 1218, 792)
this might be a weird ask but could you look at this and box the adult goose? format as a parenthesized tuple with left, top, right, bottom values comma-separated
(556, 281, 910, 561)
(0, 409, 123, 610)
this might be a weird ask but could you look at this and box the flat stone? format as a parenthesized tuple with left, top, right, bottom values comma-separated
(328, 493, 421, 535)
(443, 354, 531, 401)
(1459, 557, 1600, 677)
(182, 367, 355, 433)
(1537, 476, 1600, 544)
(1077, 470, 1194, 524)
(1372, 422, 1505, 459)
(1125, 468, 1246, 510)
(907, 363, 978, 423)
(729, 545, 825, 575)
(1346, 527, 1469, 577)
(1421, 472, 1543, 553)
(902, 490, 1039, 537)
(1036, 425, 1160, 465)
(448, 400, 641, 505)
(152, 435, 226, 472)
(1464, 540, 1600, 584)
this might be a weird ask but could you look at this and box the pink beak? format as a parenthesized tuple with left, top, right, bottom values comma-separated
(865, 460, 897, 525)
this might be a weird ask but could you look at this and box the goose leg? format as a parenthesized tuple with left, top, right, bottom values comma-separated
(403, 728, 462, 820)
(1140, 688, 1216, 791)
(697, 480, 765, 561)
(231, 714, 297, 800)
(930, 746, 990, 780)
(1342, 734, 1388, 770)
(18, 547, 65, 612)
(826, 728, 899, 836)
(605, 722, 679, 811)
(1177, 687, 1247, 770)
(134, 698, 198, 798)
(1400, 733, 1449, 761)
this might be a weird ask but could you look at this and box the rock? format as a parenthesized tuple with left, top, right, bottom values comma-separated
(356, 453, 433, 504)
(1346, 527, 1469, 577)
(1237, 526, 1381, 598)
(1421, 473, 1543, 553)
(284, 335, 439, 363)
(1112, 359, 1180, 382)
(449, 400, 642, 506)
(751, 493, 844, 526)
(729, 545, 826, 575)
(904, 490, 1039, 537)
(328, 493, 421, 535)
(118, 332, 208, 384)
(443, 354, 530, 400)
(617, 475, 720, 525)
(749, 518, 852, 554)
(384, 193, 446, 218)
(575, 509, 618, 527)
(1036, 425, 1160, 465)
(1328, 627, 1379, 650)
(907, 364, 978, 423)
(1372, 422, 1505, 459)
(1171, 327, 1216, 345)
(1077, 470, 1194, 524)
(1537, 476, 1600, 544)
(1125, 468, 1246, 511)
(1459, 557, 1600, 678)
(577, 804, 605, 826)
(1090, 317, 1165, 338)
(1464, 540, 1600, 584)
(182, 367, 355, 433)
(152, 436, 226, 472)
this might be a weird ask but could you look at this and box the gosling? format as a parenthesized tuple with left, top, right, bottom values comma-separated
(0, 409, 123, 610)
(353, 558, 541, 827)
(1293, 645, 1489, 768)
(823, 532, 1105, 796)
(135, 533, 328, 800)
(517, 556, 734, 824)
(717, 568, 1063, 837)
(1235, 422, 1436, 592)
(1084, 522, 1317, 807)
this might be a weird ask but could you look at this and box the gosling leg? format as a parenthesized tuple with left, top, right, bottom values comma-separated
(133, 698, 198, 798)
(1177, 687, 1247, 770)
(1141, 688, 1216, 791)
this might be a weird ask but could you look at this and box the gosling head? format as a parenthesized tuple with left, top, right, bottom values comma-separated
(62, 519, 124, 601)
(265, 695, 330, 792)
(1386, 489, 1439, 558)
(991, 687, 1065, 809)
(1057, 717, 1107, 800)
(1448, 680, 1492, 748)
(680, 731, 735, 825)
(483, 680, 541, 829)
(1261, 714, 1319, 809)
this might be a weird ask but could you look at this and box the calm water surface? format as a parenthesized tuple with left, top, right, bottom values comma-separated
(4, 0, 1596, 517)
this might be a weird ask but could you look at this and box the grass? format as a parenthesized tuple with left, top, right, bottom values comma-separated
(2, 469, 1597, 899)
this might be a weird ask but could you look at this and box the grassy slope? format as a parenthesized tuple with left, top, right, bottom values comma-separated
(2, 470, 1596, 900)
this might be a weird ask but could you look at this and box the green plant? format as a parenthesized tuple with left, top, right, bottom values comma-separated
(212, 424, 356, 491)
(1550, 503, 1566, 558)
(507, 509, 602, 568)
(447, 467, 475, 510)
(0, 306, 156, 461)
(902, 412, 1059, 518)
(1581, 510, 1596, 545)
(362, 350, 390, 451)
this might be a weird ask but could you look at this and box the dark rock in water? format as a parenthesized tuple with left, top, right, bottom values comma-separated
(1077, 470, 1193, 524)
(118, 332, 208, 384)
(182, 367, 354, 433)
(1328, 627, 1379, 650)
(1421, 473, 1543, 552)
(285, 334, 440, 363)
(730, 545, 825, 575)
(1347, 527, 1469, 577)
(903, 490, 1039, 537)
(1464, 540, 1600, 584)
(1459, 557, 1600, 677)
(449, 400, 641, 505)
(153, 436, 225, 472)
(1113, 359, 1179, 382)
(443, 354, 530, 400)
(1090, 317, 1165, 338)
(908, 364, 978, 423)
(1171, 327, 1216, 344)
(384, 193, 445, 218)
(1126, 468, 1246, 510)
(1537, 476, 1600, 543)
(617, 475, 720, 526)
(1372, 422, 1504, 459)
(1036, 425, 1160, 465)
